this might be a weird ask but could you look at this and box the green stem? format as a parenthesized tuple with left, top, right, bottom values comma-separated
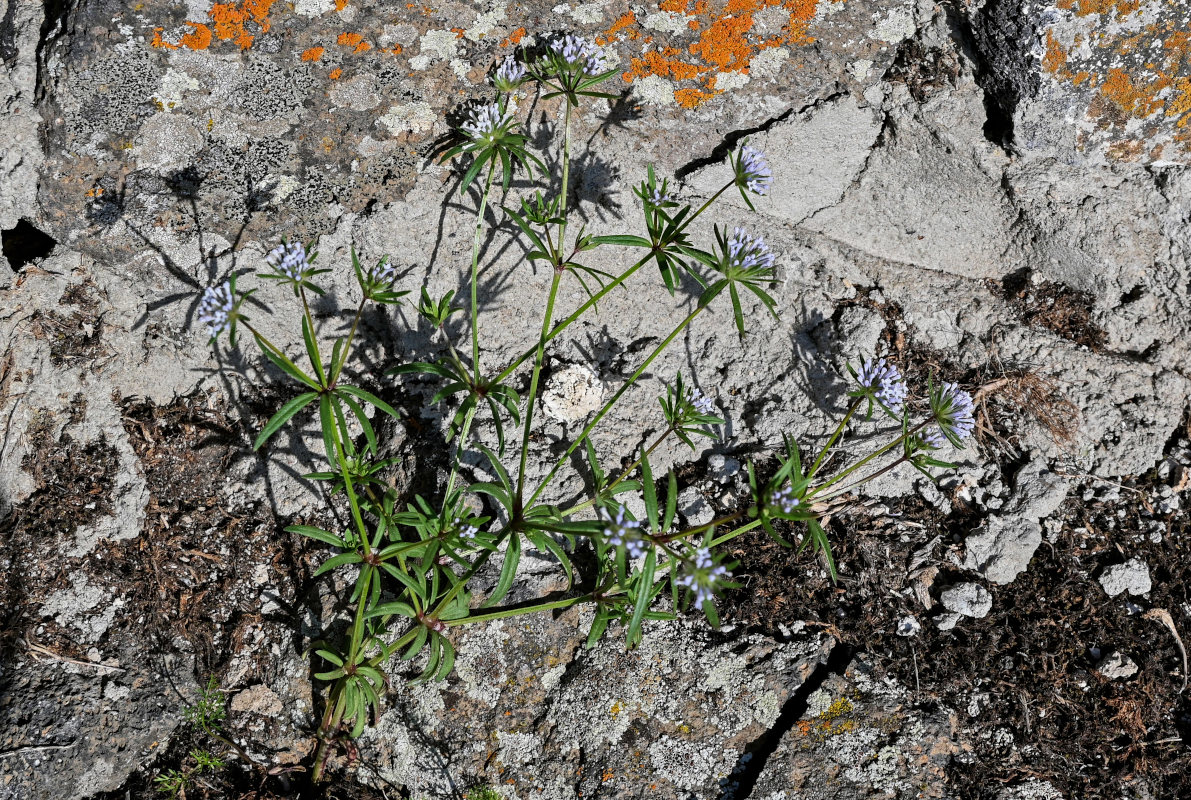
(445, 592, 593, 625)
(515, 270, 563, 504)
(807, 398, 863, 479)
(493, 252, 652, 385)
(807, 421, 927, 499)
(441, 402, 479, 515)
(526, 303, 707, 508)
(557, 102, 573, 257)
(560, 424, 676, 518)
(491, 178, 735, 388)
(329, 298, 367, 386)
(470, 162, 497, 384)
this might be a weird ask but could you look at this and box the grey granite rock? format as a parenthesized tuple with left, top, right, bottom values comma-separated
(1098, 558, 1153, 598)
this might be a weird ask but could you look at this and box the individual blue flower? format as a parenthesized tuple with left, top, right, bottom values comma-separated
(857, 358, 908, 414)
(602, 506, 648, 558)
(686, 387, 715, 416)
(550, 34, 606, 75)
(915, 426, 947, 450)
(676, 546, 729, 610)
(461, 102, 514, 142)
(735, 144, 772, 196)
(266, 241, 308, 282)
(458, 522, 479, 541)
(493, 56, 527, 91)
(648, 185, 672, 205)
(930, 381, 975, 443)
(770, 486, 800, 515)
(725, 228, 776, 271)
(197, 281, 234, 338)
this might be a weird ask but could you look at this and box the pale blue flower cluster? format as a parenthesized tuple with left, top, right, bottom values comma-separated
(726, 228, 776, 271)
(197, 282, 234, 337)
(770, 486, 800, 515)
(918, 427, 947, 449)
(462, 102, 514, 141)
(603, 506, 648, 559)
(648, 186, 672, 205)
(932, 381, 975, 442)
(266, 241, 309, 281)
(676, 546, 729, 610)
(370, 259, 397, 285)
(493, 57, 526, 90)
(686, 387, 715, 416)
(551, 34, 606, 75)
(737, 145, 772, 196)
(459, 522, 479, 541)
(857, 358, 908, 413)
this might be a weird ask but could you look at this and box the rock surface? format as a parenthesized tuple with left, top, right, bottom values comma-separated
(2, 0, 1190, 797)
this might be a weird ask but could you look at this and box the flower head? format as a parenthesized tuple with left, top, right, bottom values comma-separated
(197, 282, 235, 339)
(602, 506, 648, 559)
(648, 185, 673, 205)
(266, 241, 309, 282)
(686, 386, 715, 416)
(493, 57, 526, 91)
(725, 227, 776, 272)
(458, 522, 479, 541)
(770, 486, 800, 515)
(461, 102, 515, 142)
(675, 546, 730, 610)
(370, 258, 397, 285)
(930, 381, 975, 443)
(550, 34, 606, 75)
(857, 358, 908, 414)
(735, 144, 772, 196)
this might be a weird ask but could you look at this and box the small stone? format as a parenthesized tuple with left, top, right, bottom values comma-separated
(896, 615, 921, 637)
(230, 684, 283, 716)
(940, 582, 993, 618)
(708, 454, 740, 483)
(541, 364, 603, 423)
(1096, 652, 1138, 681)
(678, 487, 713, 527)
(936, 612, 962, 631)
(1098, 558, 1152, 597)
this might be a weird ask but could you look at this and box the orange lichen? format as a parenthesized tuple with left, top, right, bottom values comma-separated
(337, 31, 371, 52)
(501, 26, 526, 47)
(1056, 0, 1141, 17)
(1042, 30, 1067, 74)
(328, 67, 343, 79)
(609, 1, 819, 109)
(335, 0, 349, 9)
(450, 27, 466, 38)
(301, 46, 324, 61)
(674, 87, 716, 108)
(152, 1, 273, 51)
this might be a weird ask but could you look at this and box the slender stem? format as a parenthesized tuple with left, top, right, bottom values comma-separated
(333, 424, 372, 557)
(516, 271, 563, 503)
(708, 517, 763, 548)
(469, 162, 497, 384)
(680, 180, 733, 235)
(817, 454, 911, 501)
(807, 398, 863, 479)
(490, 178, 736, 388)
(526, 303, 707, 508)
(445, 592, 593, 625)
(440, 402, 478, 515)
(560, 424, 676, 518)
(557, 102, 573, 256)
(241, 322, 290, 366)
(329, 298, 367, 386)
(493, 252, 652, 385)
(807, 421, 926, 498)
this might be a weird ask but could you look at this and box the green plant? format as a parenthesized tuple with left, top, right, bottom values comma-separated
(195, 34, 978, 781)
(155, 677, 239, 796)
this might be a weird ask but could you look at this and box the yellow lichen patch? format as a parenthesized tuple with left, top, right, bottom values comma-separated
(611, 1, 820, 108)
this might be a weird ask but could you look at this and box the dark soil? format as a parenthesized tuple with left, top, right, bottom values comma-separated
(719, 427, 1191, 800)
(994, 270, 1107, 351)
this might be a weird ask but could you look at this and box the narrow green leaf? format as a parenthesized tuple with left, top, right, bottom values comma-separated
(253, 391, 318, 450)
